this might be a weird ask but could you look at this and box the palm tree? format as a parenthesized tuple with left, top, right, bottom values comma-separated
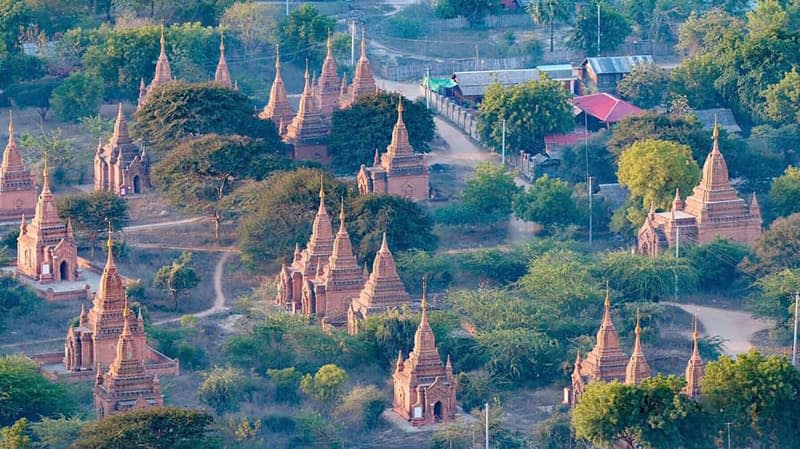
(528, 0, 574, 53)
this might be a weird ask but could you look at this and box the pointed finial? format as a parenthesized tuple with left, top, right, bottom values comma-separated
(160, 22, 165, 48)
(7, 110, 13, 135)
(712, 114, 719, 140)
(380, 232, 389, 253)
(421, 276, 428, 311)
(106, 221, 113, 250)
(361, 28, 366, 54)
(692, 313, 699, 342)
(327, 31, 333, 50)
(398, 96, 404, 115)
(674, 187, 680, 201)
(219, 28, 225, 51)
(319, 174, 325, 200)
(305, 59, 310, 80)
(635, 308, 642, 336)
(275, 44, 281, 70)
(339, 196, 345, 224)
(604, 280, 610, 309)
(138, 307, 143, 321)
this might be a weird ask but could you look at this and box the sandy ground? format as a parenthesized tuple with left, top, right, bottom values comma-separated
(663, 302, 773, 355)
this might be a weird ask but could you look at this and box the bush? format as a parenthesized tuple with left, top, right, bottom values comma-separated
(266, 367, 302, 403)
(334, 386, 387, 431)
(198, 366, 246, 415)
(50, 72, 104, 122)
(0, 355, 75, 426)
(456, 370, 494, 413)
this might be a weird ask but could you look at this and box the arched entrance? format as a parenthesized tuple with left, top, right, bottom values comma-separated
(433, 401, 443, 421)
(133, 176, 141, 194)
(59, 261, 69, 281)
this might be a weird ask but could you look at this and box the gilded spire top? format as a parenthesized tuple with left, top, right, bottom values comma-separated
(339, 197, 346, 227)
(275, 44, 281, 70)
(635, 308, 642, 337)
(7, 110, 13, 136)
(319, 175, 325, 200)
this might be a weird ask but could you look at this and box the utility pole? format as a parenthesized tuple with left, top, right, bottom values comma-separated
(726, 422, 732, 449)
(793, 291, 799, 366)
(350, 20, 356, 66)
(485, 403, 489, 449)
(675, 225, 681, 301)
(475, 44, 479, 70)
(425, 67, 431, 110)
(286, 0, 289, 17)
(588, 175, 593, 246)
(501, 118, 506, 165)
(596, 3, 601, 56)
(584, 111, 592, 247)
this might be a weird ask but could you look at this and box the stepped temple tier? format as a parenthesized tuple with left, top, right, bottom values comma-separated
(392, 285, 457, 427)
(17, 163, 79, 284)
(637, 123, 761, 257)
(357, 100, 430, 201)
(0, 112, 36, 220)
(260, 31, 378, 165)
(93, 301, 164, 418)
(276, 186, 412, 328)
(94, 104, 150, 196)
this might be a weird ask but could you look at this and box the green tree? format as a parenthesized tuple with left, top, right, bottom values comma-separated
(221, 3, 277, 61)
(617, 139, 701, 211)
(770, 166, 800, 217)
(346, 194, 437, 261)
(277, 5, 335, 66)
(153, 252, 200, 310)
(476, 328, 563, 385)
(478, 79, 574, 153)
(29, 416, 84, 449)
(433, 0, 499, 25)
(527, 0, 573, 53)
(512, 175, 579, 231)
(334, 386, 386, 431)
(747, 268, 800, 328)
(685, 238, 750, 291)
(266, 367, 302, 403)
(132, 81, 282, 155)
(701, 350, 800, 448)
(0, 277, 39, 332)
(461, 162, 521, 220)
(623, 0, 700, 44)
(607, 113, 719, 162)
(763, 68, 800, 125)
(568, 1, 630, 56)
(56, 192, 128, 256)
(457, 248, 529, 287)
(617, 63, 670, 108)
(78, 115, 114, 142)
(153, 134, 290, 239)
(573, 377, 712, 449)
(198, 366, 245, 415)
(300, 364, 347, 411)
(5, 77, 60, 122)
(670, 55, 727, 110)
(236, 169, 352, 268)
(49, 72, 104, 123)
(0, 355, 74, 426)
(745, 213, 800, 275)
(0, 418, 31, 449)
(329, 94, 434, 174)
(676, 10, 744, 58)
(70, 407, 216, 449)
(598, 251, 698, 301)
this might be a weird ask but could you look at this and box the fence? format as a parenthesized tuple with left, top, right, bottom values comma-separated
(426, 91, 481, 142)
(425, 14, 533, 31)
(379, 56, 530, 81)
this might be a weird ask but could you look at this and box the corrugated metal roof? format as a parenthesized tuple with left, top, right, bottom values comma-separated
(453, 69, 541, 97)
(693, 108, 742, 134)
(585, 55, 654, 75)
(537, 64, 576, 80)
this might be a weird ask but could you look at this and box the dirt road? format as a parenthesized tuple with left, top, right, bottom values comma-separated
(663, 302, 773, 355)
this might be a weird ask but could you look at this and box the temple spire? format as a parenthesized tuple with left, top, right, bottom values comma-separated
(105, 223, 116, 269)
(259, 45, 294, 129)
(625, 308, 651, 385)
(214, 30, 233, 88)
(684, 314, 705, 398)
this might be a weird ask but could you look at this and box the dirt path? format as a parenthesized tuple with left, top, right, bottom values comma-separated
(663, 302, 773, 355)
(153, 251, 232, 325)
(123, 217, 205, 232)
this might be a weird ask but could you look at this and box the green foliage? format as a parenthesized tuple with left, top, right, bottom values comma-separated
(70, 407, 216, 449)
(556, 132, 616, 185)
(536, 410, 591, 449)
(456, 247, 529, 286)
(5, 76, 60, 121)
(433, 0, 499, 25)
(622, 0, 699, 44)
(745, 213, 800, 275)
(0, 418, 31, 449)
(277, 5, 335, 66)
(455, 371, 494, 413)
(617, 63, 670, 108)
(329, 94, 434, 174)
(748, 268, 800, 327)
(29, 415, 83, 449)
(770, 166, 800, 218)
(676, 10, 744, 58)
(608, 113, 714, 163)
(290, 412, 341, 449)
(0, 355, 75, 426)
(568, 1, 630, 56)
(355, 312, 417, 366)
(345, 194, 438, 261)
(333, 386, 386, 431)
(152, 251, 200, 309)
(598, 251, 698, 301)
(685, 238, 750, 291)
(18, 128, 84, 185)
(266, 367, 302, 403)
(133, 82, 282, 155)
(0, 53, 46, 89)
(147, 327, 208, 370)
(0, 277, 39, 332)
(154, 133, 291, 239)
(236, 168, 352, 268)
(300, 364, 347, 410)
(396, 250, 453, 294)
(221, 3, 277, 59)
(78, 115, 114, 142)
(1, 229, 18, 250)
(478, 79, 574, 153)
(701, 350, 800, 448)
(573, 376, 712, 449)
(617, 138, 701, 211)
(476, 328, 563, 386)
(56, 191, 128, 253)
(462, 162, 521, 220)
(49, 72, 103, 122)
(763, 68, 800, 125)
(512, 175, 579, 231)
(527, 0, 573, 52)
(671, 54, 726, 109)
(198, 366, 245, 415)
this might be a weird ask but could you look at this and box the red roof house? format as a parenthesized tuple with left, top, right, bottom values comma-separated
(572, 93, 643, 130)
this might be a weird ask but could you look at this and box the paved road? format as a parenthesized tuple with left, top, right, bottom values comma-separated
(663, 302, 773, 355)
(123, 217, 206, 232)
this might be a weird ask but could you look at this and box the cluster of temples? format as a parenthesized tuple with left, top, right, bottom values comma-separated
(568, 289, 705, 406)
(94, 104, 150, 196)
(637, 125, 762, 256)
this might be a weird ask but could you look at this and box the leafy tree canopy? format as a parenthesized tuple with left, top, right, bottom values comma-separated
(277, 5, 335, 66)
(460, 162, 521, 220)
(763, 67, 800, 125)
(0, 355, 75, 426)
(744, 213, 800, 275)
(50, 72, 104, 122)
(617, 63, 670, 108)
(133, 82, 282, 154)
(568, 1, 631, 56)
(56, 191, 128, 255)
(512, 174, 579, 231)
(328, 93, 435, 174)
(770, 166, 800, 218)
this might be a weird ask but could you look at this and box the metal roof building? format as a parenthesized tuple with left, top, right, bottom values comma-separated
(583, 55, 654, 75)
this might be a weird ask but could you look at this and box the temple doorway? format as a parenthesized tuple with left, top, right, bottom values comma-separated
(433, 401, 442, 421)
(133, 176, 141, 194)
(59, 261, 68, 281)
